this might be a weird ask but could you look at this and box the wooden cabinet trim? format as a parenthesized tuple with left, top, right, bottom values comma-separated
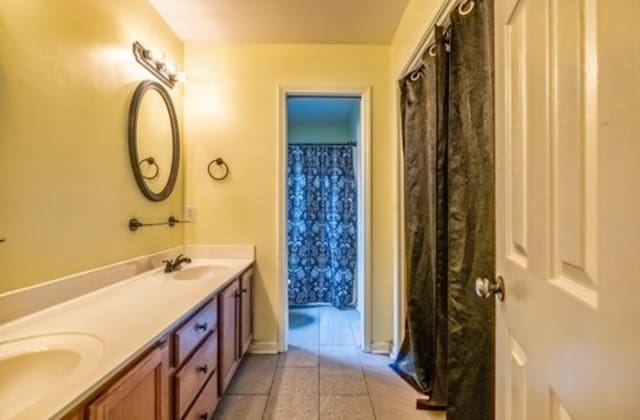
(240, 270, 253, 357)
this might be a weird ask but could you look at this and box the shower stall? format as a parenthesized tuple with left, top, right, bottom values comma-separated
(392, 0, 496, 419)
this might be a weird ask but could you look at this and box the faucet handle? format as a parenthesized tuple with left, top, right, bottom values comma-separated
(161, 259, 174, 273)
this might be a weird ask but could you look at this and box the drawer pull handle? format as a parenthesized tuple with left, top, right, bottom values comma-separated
(199, 414, 209, 420)
(241, 288, 248, 294)
(197, 364, 208, 374)
(195, 322, 208, 332)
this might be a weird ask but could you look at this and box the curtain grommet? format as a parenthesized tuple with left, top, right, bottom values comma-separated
(458, 0, 475, 16)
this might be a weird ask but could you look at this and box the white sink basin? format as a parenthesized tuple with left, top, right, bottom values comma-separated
(0, 334, 103, 418)
(171, 264, 231, 281)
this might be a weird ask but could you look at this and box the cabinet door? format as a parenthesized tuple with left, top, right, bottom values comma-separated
(218, 279, 240, 394)
(239, 268, 253, 357)
(88, 340, 169, 420)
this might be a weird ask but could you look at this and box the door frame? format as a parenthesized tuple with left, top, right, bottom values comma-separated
(277, 86, 372, 353)
(392, 0, 460, 357)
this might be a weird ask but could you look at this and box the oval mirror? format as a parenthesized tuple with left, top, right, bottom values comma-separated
(128, 80, 179, 201)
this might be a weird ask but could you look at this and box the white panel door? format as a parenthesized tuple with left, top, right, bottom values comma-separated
(495, 0, 640, 419)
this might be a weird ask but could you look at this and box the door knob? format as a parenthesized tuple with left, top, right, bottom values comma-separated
(475, 276, 505, 301)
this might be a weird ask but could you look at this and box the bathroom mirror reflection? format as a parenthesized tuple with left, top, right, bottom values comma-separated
(128, 80, 180, 201)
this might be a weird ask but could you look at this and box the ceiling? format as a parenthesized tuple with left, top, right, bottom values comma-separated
(287, 97, 360, 126)
(147, 0, 409, 44)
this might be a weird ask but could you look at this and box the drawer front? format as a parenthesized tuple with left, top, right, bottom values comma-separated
(174, 299, 217, 366)
(182, 372, 219, 420)
(175, 330, 218, 419)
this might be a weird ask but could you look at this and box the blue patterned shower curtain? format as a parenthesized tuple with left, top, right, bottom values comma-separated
(287, 145, 357, 308)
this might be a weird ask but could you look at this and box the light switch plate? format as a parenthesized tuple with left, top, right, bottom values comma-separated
(183, 205, 197, 222)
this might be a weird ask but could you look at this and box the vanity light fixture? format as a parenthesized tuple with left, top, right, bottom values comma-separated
(132, 41, 185, 88)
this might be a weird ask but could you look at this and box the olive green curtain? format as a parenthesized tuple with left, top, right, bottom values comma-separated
(393, 1, 495, 418)
(447, 0, 495, 418)
(391, 26, 449, 409)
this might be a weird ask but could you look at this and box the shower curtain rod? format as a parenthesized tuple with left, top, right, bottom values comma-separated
(289, 142, 356, 146)
(402, 0, 463, 77)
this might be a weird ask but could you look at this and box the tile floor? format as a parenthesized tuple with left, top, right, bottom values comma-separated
(213, 305, 446, 420)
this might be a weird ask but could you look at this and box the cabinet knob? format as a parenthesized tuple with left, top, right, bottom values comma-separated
(197, 364, 208, 374)
(241, 288, 248, 294)
(195, 322, 208, 332)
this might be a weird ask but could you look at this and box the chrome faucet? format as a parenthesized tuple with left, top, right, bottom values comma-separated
(162, 254, 192, 273)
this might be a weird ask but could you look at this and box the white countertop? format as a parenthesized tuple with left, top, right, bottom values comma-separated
(0, 257, 254, 420)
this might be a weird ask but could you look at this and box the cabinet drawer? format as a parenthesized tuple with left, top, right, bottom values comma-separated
(175, 330, 218, 419)
(174, 299, 217, 366)
(182, 372, 219, 420)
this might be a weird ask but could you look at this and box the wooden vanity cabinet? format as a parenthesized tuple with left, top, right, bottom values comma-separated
(79, 265, 254, 420)
(218, 268, 254, 395)
(88, 339, 170, 420)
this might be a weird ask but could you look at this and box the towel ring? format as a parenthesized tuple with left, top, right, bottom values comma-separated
(138, 157, 159, 180)
(458, 0, 475, 16)
(208, 158, 229, 181)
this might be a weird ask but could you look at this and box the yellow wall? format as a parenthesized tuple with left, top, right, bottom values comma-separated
(391, 0, 446, 77)
(183, 44, 394, 345)
(387, 0, 446, 351)
(0, 0, 184, 293)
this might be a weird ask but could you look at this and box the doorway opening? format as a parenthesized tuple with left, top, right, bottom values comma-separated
(278, 89, 371, 354)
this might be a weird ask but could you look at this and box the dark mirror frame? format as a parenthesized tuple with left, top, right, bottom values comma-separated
(128, 80, 180, 202)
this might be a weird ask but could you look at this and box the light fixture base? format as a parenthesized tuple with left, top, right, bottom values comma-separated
(132, 41, 177, 89)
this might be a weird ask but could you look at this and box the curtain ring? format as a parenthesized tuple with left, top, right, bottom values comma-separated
(428, 44, 437, 57)
(208, 158, 229, 181)
(410, 70, 422, 81)
(458, 0, 475, 16)
(139, 157, 159, 180)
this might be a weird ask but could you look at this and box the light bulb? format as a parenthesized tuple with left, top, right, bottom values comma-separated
(173, 72, 187, 82)
(145, 48, 165, 64)
(165, 61, 177, 75)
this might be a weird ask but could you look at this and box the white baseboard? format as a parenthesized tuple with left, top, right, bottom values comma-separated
(248, 340, 279, 354)
(370, 341, 393, 354)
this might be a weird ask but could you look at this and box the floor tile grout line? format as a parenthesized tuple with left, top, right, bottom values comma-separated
(360, 356, 379, 420)
(261, 356, 279, 420)
(356, 339, 377, 420)
(270, 306, 382, 419)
